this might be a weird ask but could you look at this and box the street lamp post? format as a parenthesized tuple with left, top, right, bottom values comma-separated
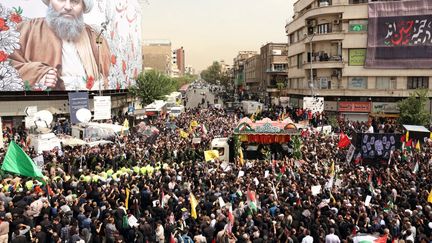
(305, 32, 316, 97)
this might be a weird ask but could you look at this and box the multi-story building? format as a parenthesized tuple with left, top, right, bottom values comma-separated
(260, 43, 289, 104)
(285, 0, 432, 121)
(172, 47, 186, 76)
(142, 39, 172, 75)
(233, 51, 258, 91)
(244, 55, 262, 94)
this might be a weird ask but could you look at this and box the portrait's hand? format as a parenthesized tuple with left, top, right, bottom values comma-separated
(40, 69, 58, 88)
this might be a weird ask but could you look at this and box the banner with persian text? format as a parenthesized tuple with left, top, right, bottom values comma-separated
(365, 0, 432, 69)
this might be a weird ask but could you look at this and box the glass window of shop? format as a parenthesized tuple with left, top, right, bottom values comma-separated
(348, 77, 368, 89)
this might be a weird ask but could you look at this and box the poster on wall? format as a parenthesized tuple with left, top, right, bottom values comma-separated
(365, 0, 432, 69)
(349, 49, 366, 66)
(356, 133, 401, 160)
(68, 92, 89, 124)
(93, 96, 111, 120)
(0, 0, 142, 91)
(303, 97, 324, 113)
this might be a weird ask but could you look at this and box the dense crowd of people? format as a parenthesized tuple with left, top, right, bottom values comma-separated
(0, 93, 430, 243)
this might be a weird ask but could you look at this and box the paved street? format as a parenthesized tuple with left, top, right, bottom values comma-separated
(185, 86, 223, 109)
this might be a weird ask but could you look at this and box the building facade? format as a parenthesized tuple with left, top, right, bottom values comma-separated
(233, 51, 258, 90)
(260, 43, 289, 104)
(172, 47, 186, 77)
(244, 55, 262, 94)
(285, 0, 432, 121)
(142, 39, 172, 75)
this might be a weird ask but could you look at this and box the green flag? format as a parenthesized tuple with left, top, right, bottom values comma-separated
(1, 141, 43, 179)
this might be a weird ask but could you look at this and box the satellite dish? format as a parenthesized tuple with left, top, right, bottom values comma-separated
(33, 110, 53, 128)
(76, 108, 92, 123)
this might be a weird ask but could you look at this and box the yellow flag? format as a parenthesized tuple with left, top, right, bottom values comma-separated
(125, 188, 130, 209)
(416, 140, 421, 151)
(428, 189, 432, 203)
(204, 150, 219, 162)
(238, 147, 244, 166)
(190, 120, 198, 128)
(406, 131, 409, 142)
(330, 191, 336, 204)
(430, 132, 432, 140)
(190, 192, 198, 219)
(179, 129, 189, 138)
(330, 160, 335, 177)
(121, 119, 129, 135)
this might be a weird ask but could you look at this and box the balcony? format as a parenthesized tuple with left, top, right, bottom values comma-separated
(303, 31, 344, 43)
(266, 68, 288, 73)
(305, 54, 344, 69)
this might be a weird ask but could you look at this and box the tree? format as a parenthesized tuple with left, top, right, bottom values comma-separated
(201, 61, 231, 87)
(129, 70, 176, 106)
(172, 74, 197, 90)
(398, 89, 431, 126)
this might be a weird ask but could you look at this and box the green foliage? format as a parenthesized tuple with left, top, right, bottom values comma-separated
(201, 61, 231, 87)
(129, 70, 176, 106)
(398, 89, 431, 126)
(172, 74, 197, 90)
(327, 115, 339, 130)
(292, 136, 303, 160)
(233, 135, 241, 158)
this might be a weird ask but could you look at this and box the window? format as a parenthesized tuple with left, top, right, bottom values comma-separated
(289, 34, 295, 45)
(273, 64, 287, 71)
(407, 77, 429, 89)
(317, 23, 330, 34)
(350, 0, 368, 4)
(348, 20, 368, 32)
(297, 54, 303, 68)
(376, 77, 396, 89)
(348, 77, 367, 89)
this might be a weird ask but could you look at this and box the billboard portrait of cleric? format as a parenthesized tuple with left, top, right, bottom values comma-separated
(9, 0, 111, 91)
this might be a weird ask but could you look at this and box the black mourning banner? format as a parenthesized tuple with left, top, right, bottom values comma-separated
(354, 133, 401, 160)
(375, 15, 432, 59)
(365, 0, 432, 69)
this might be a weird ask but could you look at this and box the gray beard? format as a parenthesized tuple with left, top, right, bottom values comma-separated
(46, 6, 85, 41)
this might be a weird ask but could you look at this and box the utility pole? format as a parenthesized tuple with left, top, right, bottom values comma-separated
(305, 32, 316, 97)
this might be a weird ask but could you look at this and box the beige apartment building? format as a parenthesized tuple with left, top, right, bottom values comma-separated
(244, 55, 261, 93)
(260, 43, 289, 104)
(233, 51, 257, 95)
(285, 0, 432, 121)
(242, 43, 289, 103)
(142, 40, 172, 75)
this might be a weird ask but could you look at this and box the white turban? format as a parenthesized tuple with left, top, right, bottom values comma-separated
(42, 0, 94, 14)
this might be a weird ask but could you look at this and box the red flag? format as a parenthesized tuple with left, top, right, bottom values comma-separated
(354, 153, 362, 164)
(338, 133, 350, 148)
(406, 139, 413, 147)
(170, 235, 176, 243)
(400, 134, 405, 142)
(281, 164, 286, 175)
(247, 188, 256, 202)
(374, 235, 388, 243)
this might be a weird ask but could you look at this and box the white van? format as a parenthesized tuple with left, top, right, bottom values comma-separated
(170, 106, 185, 117)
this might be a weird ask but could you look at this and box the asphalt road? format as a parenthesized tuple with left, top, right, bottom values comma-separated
(185, 87, 223, 109)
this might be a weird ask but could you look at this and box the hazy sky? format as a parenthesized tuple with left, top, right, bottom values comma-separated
(141, 0, 294, 72)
